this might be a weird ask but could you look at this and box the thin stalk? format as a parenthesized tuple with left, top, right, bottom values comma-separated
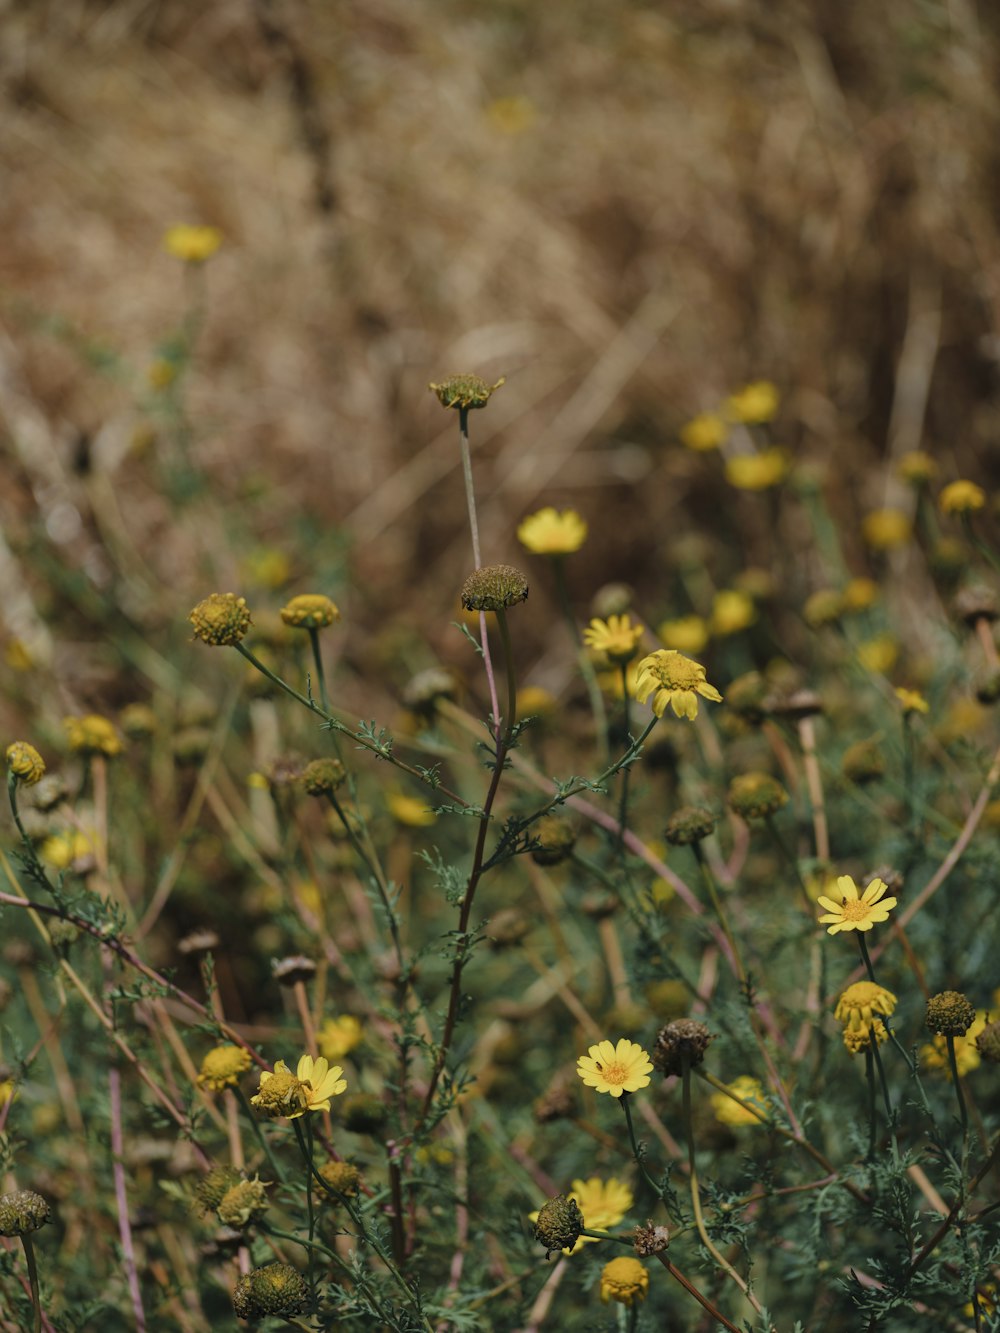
(109, 1066, 147, 1331)
(946, 1034, 970, 1173)
(620, 1093, 666, 1202)
(552, 556, 608, 762)
(20, 1235, 42, 1333)
(234, 1085, 286, 1182)
(681, 1061, 768, 1321)
(307, 626, 330, 715)
(856, 935, 899, 1158)
(458, 405, 502, 736)
(616, 663, 631, 858)
(651, 1252, 743, 1333)
(691, 844, 745, 986)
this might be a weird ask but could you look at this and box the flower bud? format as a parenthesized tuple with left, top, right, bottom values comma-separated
(0, 1190, 51, 1235)
(461, 564, 529, 613)
(233, 1262, 309, 1320)
(189, 593, 252, 646)
(926, 991, 977, 1036)
(533, 1194, 583, 1258)
(727, 772, 788, 820)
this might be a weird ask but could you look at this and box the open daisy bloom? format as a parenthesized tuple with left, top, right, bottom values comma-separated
(582, 614, 645, 665)
(816, 875, 897, 935)
(576, 1038, 653, 1098)
(631, 649, 722, 720)
(250, 1055, 347, 1119)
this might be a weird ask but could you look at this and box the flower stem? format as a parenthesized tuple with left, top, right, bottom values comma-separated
(681, 1061, 767, 1321)
(307, 626, 330, 714)
(20, 1234, 42, 1333)
(946, 1033, 970, 1173)
(552, 556, 609, 763)
(620, 1093, 666, 1202)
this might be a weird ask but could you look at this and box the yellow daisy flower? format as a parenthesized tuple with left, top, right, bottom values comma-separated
(816, 875, 897, 935)
(711, 589, 755, 636)
(318, 1016, 364, 1062)
(679, 412, 728, 452)
(921, 1011, 988, 1077)
(632, 649, 723, 720)
(724, 380, 780, 423)
(861, 508, 911, 551)
(724, 448, 788, 490)
(6, 742, 45, 786)
(250, 1055, 346, 1119)
(709, 1075, 769, 1126)
(834, 981, 897, 1033)
(516, 507, 588, 555)
(599, 1256, 649, 1307)
(163, 224, 223, 263)
(582, 615, 645, 665)
(64, 714, 123, 758)
(940, 479, 986, 515)
(657, 615, 709, 654)
(197, 1045, 253, 1091)
(895, 687, 929, 715)
(576, 1038, 653, 1098)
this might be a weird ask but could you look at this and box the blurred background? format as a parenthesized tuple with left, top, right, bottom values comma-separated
(1, 0, 999, 723)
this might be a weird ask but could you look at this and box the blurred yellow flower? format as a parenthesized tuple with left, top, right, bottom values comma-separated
(710, 1075, 768, 1126)
(657, 615, 709, 654)
(724, 449, 787, 491)
(711, 589, 755, 636)
(486, 95, 536, 134)
(582, 615, 644, 664)
(147, 358, 177, 390)
(197, 1045, 253, 1091)
(679, 412, 727, 452)
(842, 577, 878, 611)
(803, 589, 844, 628)
(318, 1016, 364, 1062)
(529, 1177, 633, 1256)
(40, 831, 95, 870)
(387, 793, 437, 827)
(857, 635, 898, 674)
(243, 548, 292, 589)
(64, 714, 123, 758)
(940, 480, 986, 515)
(516, 685, 557, 717)
(897, 450, 938, 485)
(725, 380, 779, 423)
(861, 508, 911, 551)
(895, 687, 929, 715)
(0, 1080, 16, 1108)
(517, 508, 588, 555)
(280, 594, 340, 630)
(163, 224, 223, 263)
(4, 639, 33, 672)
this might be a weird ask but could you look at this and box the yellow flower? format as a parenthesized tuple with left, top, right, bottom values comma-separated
(6, 742, 45, 786)
(0, 1080, 17, 1109)
(724, 448, 787, 490)
(940, 479, 986, 515)
(429, 374, 505, 411)
(250, 1055, 346, 1119)
(803, 588, 844, 628)
(862, 508, 911, 550)
(517, 507, 588, 555)
(147, 358, 177, 390)
(679, 412, 728, 452)
(632, 649, 723, 720)
(857, 635, 898, 674)
(318, 1016, 363, 1062)
(387, 792, 437, 827)
(921, 1011, 988, 1077)
(189, 592, 252, 646)
(5, 639, 33, 672)
(897, 450, 938, 485)
(895, 687, 929, 715)
(243, 548, 292, 589)
(725, 380, 780, 423)
(711, 589, 755, 636)
(834, 981, 897, 1033)
(280, 594, 340, 630)
(576, 1038, 653, 1098)
(40, 831, 95, 870)
(486, 95, 536, 134)
(710, 1075, 768, 1126)
(842, 577, 878, 611)
(657, 615, 709, 654)
(528, 1177, 633, 1256)
(816, 875, 898, 935)
(163, 224, 223, 263)
(64, 715, 122, 758)
(582, 615, 645, 665)
(599, 1256, 649, 1307)
(516, 685, 557, 717)
(197, 1045, 253, 1091)
(843, 1019, 888, 1054)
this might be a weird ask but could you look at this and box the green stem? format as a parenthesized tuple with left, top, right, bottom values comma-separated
(691, 844, 745, 986)
(946, 1033, 970, 1176)
(764, 813, 812, 912)
(864, 1046, 877, 1161)
(327, 791, 403, 968)
(307, 626, 330, 715)
(233, 1085, 287, 1182)
(616, 664, 631, 858)
(856, 935, 899, 1159)
(20, 1234, 41, 1333)
(681, 1061, 767, 1321)
(620, 1093, 666, 1203)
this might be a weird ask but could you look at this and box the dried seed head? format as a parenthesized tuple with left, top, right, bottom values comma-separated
(533, 1194, 583, 1258)
(652, 1019, 714, 1077)
(232, 1262, 309, 1320)
(727, 772, 788, 820)
(271, 956, 317, 987)
(531, 815, 577, 865)
(461, 564, 529, 612)
(194, 1166, 243, 1216)
(926, 991, 977, 1037)
(428, 373, 505, 411)
(975, 1020, 1000, 1064)
(217, 1177, 270, 1229)
(301, 758, 347, 796)
(633, 1220, 670, 1256)
(0, 1190, 50, 1236)
(318, 1160, 362, 1200)
(664, 805, 717, 846)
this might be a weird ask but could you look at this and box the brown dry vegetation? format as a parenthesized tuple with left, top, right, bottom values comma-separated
(3, 1, 999, 699)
